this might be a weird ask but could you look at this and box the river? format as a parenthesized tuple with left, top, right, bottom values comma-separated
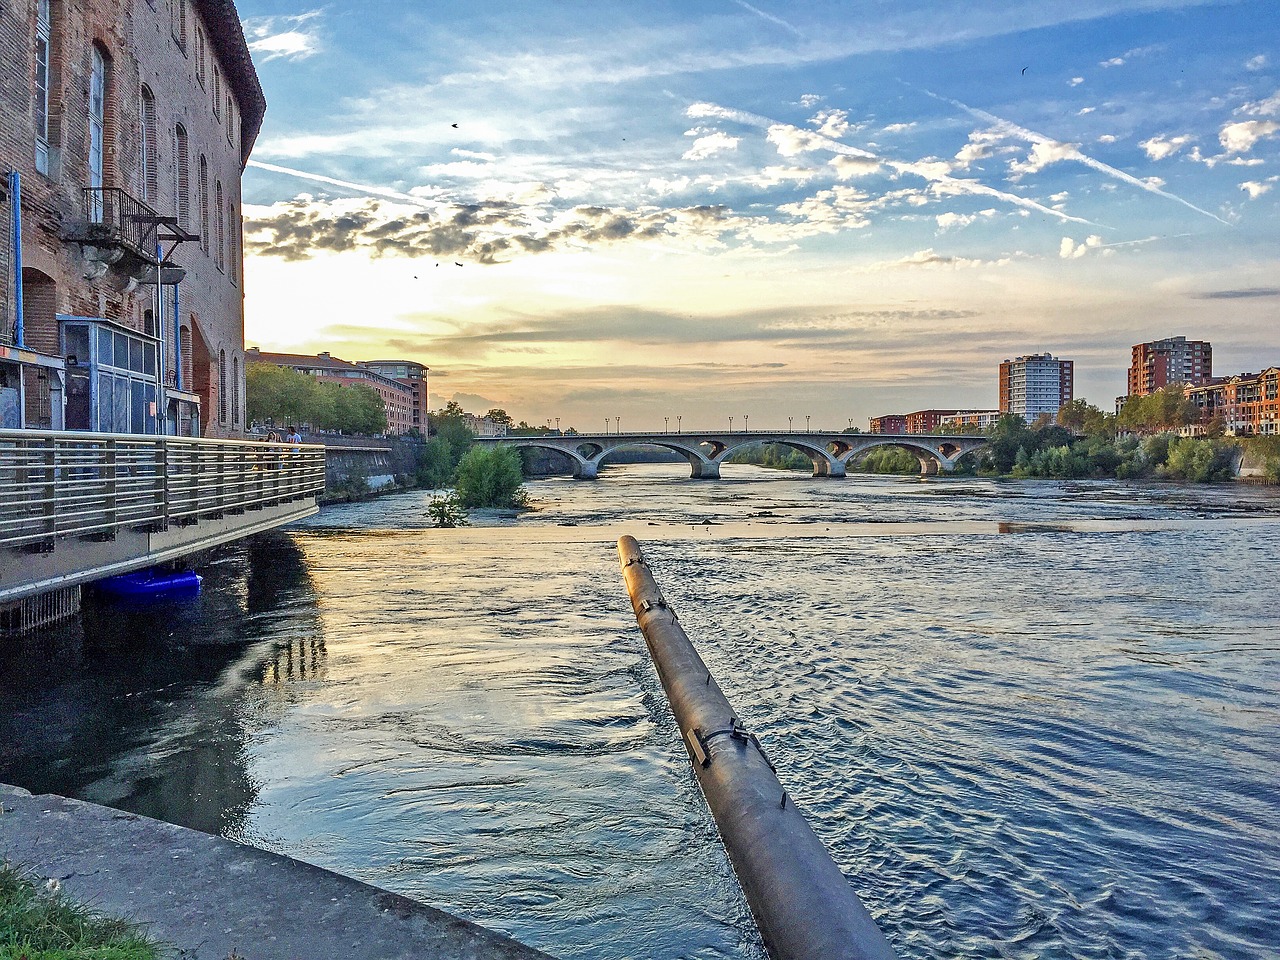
(2, 465, 1279, 959)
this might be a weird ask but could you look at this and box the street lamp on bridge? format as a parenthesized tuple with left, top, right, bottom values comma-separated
(744, 414, 749, 432)
(728, 416, 734, 432)
(806, 415, 811, 431)
(664, 417, 669, 433)
(677, 416, 682, 433)
(788, 416, 793, 432)
(604, 417, 609, 435)
(614, 416, 620, 434)
(555, 417, 560, 433)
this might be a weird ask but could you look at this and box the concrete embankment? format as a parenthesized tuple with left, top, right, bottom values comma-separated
(0, 783, 553, 960)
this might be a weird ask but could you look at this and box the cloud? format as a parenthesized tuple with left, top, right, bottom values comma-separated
(810, 109, 851, 138)
(1097, 134, 1118, 143)
(953, 129, 1005, 167)
(766, 124, 835, 156)
(1100, 57, 1126, 68)
(1059, 234, 1103, 258)
(683, 130, 741, 160)
(868, 248, 1010, 270)
(883, 122, 916, 133)
(1099, 44, 1163, 68)
(1140, 134, 1195, 160)
(926, 90, 1230, 224)
(1219, 120, 1280, 153)
(247, 159, 437, 207)
(1240, 178, 1278, 200)
(936, 212, 975, 230)
(244, 196, 735, 263)
(241, 11, 323, 62)
(1069, 76, 1085, 86)
(1191, 287, 1280, 300)
(1240, 91, 1280, 116)
(1245, 55, 1269, 72)
(828, 155, 882, 178)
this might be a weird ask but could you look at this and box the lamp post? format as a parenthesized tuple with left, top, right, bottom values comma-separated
(664, 416, 669, 433)
(615, 416, 620, 434)
(744, 414, 749, 432)
(728, 416, 734, 432)
(848, 418, 853, 431)
(604, 417, 609, 435)
(555, 417, 560, 433)
(788, 416, 793, 432)
(677, 415, 682, 433)
(806, 415, 811, 431)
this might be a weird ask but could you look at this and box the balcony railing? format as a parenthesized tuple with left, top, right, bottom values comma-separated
(0, 430, 325, 550)
(81, 187, 168, 261)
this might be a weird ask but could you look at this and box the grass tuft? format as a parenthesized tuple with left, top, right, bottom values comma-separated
(0, 864, 161, 960)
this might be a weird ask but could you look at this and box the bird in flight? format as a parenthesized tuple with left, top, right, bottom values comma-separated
(451, 123, 458, 128)
(455, 262, 464, 267)
(1021, 66, 1027, 75)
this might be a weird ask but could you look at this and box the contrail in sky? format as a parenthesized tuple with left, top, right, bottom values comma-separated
(688, 102, 1099, 226)
(246, 159, 433, 208)
(732, 0, 804, 37)
(924, 90, 1231, 225)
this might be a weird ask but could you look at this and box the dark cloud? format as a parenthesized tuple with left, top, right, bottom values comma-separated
(245, 197, 732, 264)
(1191, 287, 1280, 300)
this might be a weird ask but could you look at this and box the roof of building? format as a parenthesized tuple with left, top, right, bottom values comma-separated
(195, 0, 267, 163)
(247, 348, 363, 372)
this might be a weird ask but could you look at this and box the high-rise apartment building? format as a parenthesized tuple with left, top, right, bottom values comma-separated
(999, 354, 1074, 423)
(1128, 337, 1212, 397)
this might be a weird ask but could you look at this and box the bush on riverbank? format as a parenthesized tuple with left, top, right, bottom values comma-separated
(454, 445, 529, 509)
(857, 446, 920, 474)
(0, 865, 160, 960)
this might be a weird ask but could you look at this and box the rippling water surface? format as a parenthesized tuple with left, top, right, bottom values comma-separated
(3, 467, 1279, 959)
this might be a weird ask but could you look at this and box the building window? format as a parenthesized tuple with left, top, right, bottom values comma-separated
(195, 24, 205, 86)
(228, 201, 238, 285)
(35, 0, 52, 173)
(174, 124, 189, 228)
(170, 0, 186, 50)
(199, 155, 209, 253)
(215, 181, 225, 272)
(232, 356, 240, 425)
(213, 67, 221, 120)
(139, 85, 157, 203)
(226, 96, 234, 145)
(219, 349, 227, 423)
(88, 44, 110, 222)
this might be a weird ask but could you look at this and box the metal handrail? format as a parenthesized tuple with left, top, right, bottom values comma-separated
(0, 430, 326, 550)
(81, 186, 162, 260)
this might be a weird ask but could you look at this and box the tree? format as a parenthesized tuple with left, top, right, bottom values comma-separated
(484, 408, 514, 427)
(454, 444, 528, 508)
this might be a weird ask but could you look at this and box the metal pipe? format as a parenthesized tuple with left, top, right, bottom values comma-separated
(617, 536, 896, 960)
(10, 171, 23, 347)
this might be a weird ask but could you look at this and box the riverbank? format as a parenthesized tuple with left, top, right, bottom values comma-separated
(0, 784, 553, 960)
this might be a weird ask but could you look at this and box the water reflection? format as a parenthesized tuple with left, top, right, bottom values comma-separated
(0, 532, 322, 836)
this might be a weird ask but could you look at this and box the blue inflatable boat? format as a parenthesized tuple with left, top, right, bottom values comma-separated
(94, 568, 202, 599)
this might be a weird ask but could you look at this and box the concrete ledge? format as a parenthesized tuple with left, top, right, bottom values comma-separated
(0, 784, 553, 960)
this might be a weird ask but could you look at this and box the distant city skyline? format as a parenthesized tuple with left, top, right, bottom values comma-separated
(238, 0, 1278, 430)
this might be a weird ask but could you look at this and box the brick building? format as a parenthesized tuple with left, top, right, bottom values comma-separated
(246, 348, 420, 435)
(1186, 367, 1280, 436)
(999, 353, 1073, 422)
(363, 359, 428, 434)
(940, 410, 1001, 431)
(868, 413, 907, 434)
(1, 0, 263, 436)
(1128, 336, 1212, 398)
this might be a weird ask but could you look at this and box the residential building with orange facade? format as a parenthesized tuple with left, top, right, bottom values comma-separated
(363, 360, 428, 434)
(1128, 336, 1212, 398)
(1186, 367, 1280, 436)
(868, 414, 907, 433)
(246, 348, 420, 435)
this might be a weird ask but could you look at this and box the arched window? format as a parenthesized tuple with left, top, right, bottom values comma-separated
(215, 180, 225, 271)
(88, 45, 108, 221)
(213, 67, 221, 120)
(179, 324, 192, 390)
(195, 24, 205, 86)
(170, 0, 186, 49)
(35, 0, 52, 173)
(219, 349, 227, 423)
(139, 85, 157, 202)
(229, 201, 238, 285)
(174, 124, 189, 228)
(199, 155, 209, 253)
(232, 356, 240, 425)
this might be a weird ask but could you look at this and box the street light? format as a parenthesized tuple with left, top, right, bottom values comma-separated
(604, 417, 609, 434)
(848, 418, 854, 431)
(729, 416, 734, 432)
(555, 417, 560, 433)
(664, 416, 669, 433)
(615, 416, 620, 434)
(677, 415, 682, 433)
(788, 416, 793, 432)
(806, 415, 811, 431)
(744, 414, 749, 432)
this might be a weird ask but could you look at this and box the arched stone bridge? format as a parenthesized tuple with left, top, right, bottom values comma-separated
(474, 432, 990, 480)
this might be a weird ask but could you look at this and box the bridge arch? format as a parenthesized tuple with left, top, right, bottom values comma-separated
(715, 438, 846, 478)
(593, 439, 722, 479)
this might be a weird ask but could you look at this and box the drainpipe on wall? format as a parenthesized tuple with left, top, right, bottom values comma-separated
(9, 171, 23, 348)
(155, 241, 167, 434)
(173, 282, 182, 391)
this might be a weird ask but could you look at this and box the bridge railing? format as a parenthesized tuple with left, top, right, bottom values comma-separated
(0, 430, 326, 550)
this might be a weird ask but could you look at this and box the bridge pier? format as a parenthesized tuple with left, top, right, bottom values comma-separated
(812, 458, 846, 479)
(918, 457, 940, 476)
(690, 459, 720, 480)
(574, 460, 600, 480)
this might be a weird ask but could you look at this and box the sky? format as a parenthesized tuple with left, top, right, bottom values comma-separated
(235, 0, 1280, 430)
